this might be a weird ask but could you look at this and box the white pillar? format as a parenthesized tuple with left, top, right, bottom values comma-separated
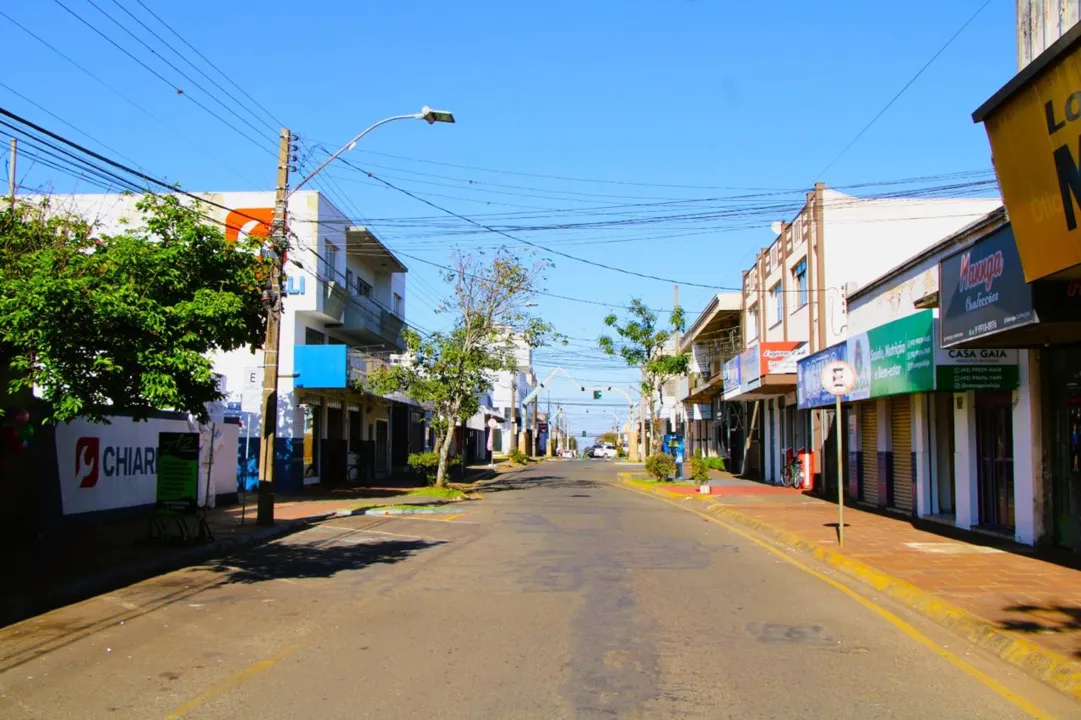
(763, 401, 774, 483)
(1013, 349, 1043, 545)
(954, 391, 979, 530)
(913, 393, 932, 517)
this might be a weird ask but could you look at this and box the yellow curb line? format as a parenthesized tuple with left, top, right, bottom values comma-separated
(621, 478, 1081, 703)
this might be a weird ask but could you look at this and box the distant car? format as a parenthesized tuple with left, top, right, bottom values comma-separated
(590, 443, 617, 459)
(560, 449, 575, 459)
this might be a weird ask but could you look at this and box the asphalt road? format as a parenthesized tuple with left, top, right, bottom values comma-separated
(0, 461, 1077, 719)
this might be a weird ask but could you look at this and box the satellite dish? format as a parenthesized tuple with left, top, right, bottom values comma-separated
(770, 221, 783, 235)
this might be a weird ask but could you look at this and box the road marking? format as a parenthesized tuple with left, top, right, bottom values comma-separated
(320, 526, 449, 542)
(164, 643, 299, 718)
(617, 483, 1054, 720)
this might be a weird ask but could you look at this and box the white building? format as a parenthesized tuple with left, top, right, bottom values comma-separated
(488, 336, 534, 455)
(45, 191, 424, 494)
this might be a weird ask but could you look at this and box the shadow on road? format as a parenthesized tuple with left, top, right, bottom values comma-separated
(479, 474, 602, 495)
(206, 538, 444, 584)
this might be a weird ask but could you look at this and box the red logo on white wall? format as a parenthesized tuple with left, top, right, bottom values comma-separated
(75, 437, 100, 488)
(224, 208, 274, 243)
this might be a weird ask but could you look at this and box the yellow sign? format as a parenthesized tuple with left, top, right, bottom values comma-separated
(982, 44, 1081, 281)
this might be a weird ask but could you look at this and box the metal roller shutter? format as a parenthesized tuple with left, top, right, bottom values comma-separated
(860, 403, 879, 505)
(890, 396, 913, 513)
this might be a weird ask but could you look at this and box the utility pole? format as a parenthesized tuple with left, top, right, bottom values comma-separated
(531, 395, 539, 457)
(510, 368, 518, 455)
(256, 128, 292, 526)
(8, 138, 15, 208)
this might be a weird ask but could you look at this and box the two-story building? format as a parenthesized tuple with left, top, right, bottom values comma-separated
(683, 183, 1001, 484)
(49, 191, 425, 495)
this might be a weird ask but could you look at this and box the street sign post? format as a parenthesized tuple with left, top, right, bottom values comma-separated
(820, 360, 856, 547)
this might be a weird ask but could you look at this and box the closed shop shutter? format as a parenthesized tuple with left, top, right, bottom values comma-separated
(890, 396, 913, 513)
(860, 403, 879, 505)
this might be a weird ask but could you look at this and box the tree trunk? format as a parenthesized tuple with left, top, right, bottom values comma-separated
(434, 421, 456, 488)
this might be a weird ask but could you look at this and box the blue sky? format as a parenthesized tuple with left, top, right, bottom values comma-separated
(3, 0, 1015, 436)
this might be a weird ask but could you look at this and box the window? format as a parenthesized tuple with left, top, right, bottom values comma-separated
(747, 303, 759, 340)
(304, 327, 326, 345)
(324, 242, 339, 283)
(355, 277, 372, 298)
(393, 292, 403, 316)
(770, 283, 782, 325)
(346, 269, 354, 293)
(793, 258, 808, 309)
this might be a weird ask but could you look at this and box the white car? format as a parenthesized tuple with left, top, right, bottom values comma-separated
(590, 443, 617, 459)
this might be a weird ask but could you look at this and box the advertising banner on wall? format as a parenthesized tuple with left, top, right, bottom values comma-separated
(939, 224, 1037, 348)
(796, 310, 935, 408)
(722, 356, 741, 400)
(156, 432, 200, 515)
(739, 345, 761, 392)
(759, 341, 809, 375)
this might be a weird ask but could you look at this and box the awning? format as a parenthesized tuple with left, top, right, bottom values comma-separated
(725, 373, 797, 401)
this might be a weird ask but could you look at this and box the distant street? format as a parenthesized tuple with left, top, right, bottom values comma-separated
(0, 461, 1074, 719)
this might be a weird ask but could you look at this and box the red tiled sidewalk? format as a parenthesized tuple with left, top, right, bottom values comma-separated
(705, 477, 1081, 662)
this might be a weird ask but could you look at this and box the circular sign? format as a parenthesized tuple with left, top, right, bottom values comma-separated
(487, 418, 498, 429)
(820, 360, 857, 396)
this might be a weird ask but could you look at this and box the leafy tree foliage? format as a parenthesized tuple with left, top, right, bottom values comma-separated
(598, 298, 688, 453)
(0, 194, 269, 424)
(365, 250, 558, 487)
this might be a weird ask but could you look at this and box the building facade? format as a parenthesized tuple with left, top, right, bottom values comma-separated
(46, 191, 425, 495)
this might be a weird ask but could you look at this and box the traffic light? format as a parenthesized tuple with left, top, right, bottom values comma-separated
(581, 430, 586, 437)
(593, 390, 601, 400)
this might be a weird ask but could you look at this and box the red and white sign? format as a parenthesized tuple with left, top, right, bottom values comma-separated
(759, 341, 809, 375)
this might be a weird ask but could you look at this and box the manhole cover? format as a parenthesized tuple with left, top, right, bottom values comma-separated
(904, 542, 1004, 555)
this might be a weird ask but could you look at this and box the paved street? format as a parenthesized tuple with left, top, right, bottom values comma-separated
(1, 461, 1076, 719)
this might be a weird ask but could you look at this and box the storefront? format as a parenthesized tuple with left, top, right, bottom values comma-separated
(727, 341, 808, 484)
(798, 311, 938, 515)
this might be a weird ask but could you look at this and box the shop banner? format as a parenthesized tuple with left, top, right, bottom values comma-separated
(934, 347, 1019, 391)
(797, 343, 848, 409)
(939, 225, 1037, 348)
(722, 356, 741, 400)
(157, 432, 200, 515)
(739, 345, 761, 392)
(796, 310, 934, 408)
(759, 341, 809, 375)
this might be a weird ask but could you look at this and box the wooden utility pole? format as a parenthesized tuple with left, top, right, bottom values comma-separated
(256, 128, 292, 526)
(8, 138, 16, 208)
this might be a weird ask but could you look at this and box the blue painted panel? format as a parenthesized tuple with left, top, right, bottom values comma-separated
(294, 345, 347, 389)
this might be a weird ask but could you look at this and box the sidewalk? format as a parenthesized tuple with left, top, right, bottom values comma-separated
(623, 470, 1081, 699)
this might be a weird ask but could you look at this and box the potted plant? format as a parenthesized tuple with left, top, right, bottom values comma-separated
(691, 451, 710, 494)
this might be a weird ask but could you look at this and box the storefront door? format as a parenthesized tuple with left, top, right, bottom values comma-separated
(975, 392, 1014, 531)
(375, 419, 389, 478)
(1050, 348, 1081, 548)
(933, 393, 955, 515)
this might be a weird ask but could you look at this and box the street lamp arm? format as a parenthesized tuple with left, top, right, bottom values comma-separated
(291, 113, 423, 195)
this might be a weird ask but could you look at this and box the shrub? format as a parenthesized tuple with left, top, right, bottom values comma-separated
(407, 452, 461, 485)
(704, 456, 726, 472)
(645, 453, 675, 481)
(690, 456, 709, 484)
(508, 448, 529, 465)
(617, 446, 627, 458)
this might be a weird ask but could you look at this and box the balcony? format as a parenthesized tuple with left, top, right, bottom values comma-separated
(325, 294, 405, 351)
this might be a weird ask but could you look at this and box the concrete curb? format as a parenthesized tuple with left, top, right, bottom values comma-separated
(0, 518, 314, 628)
(333, 506, 462, 517)
(621, 478, 1081, 701)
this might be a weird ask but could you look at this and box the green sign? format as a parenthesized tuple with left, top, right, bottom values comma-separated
(157, 432, 199, 515)
(846, 310, 935, 401)
(934, 348, 1020, 391)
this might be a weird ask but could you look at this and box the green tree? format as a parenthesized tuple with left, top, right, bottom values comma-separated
(598, 299, 688, 454)
(0, 194, 269, 423)
(365, 250, 558, 487)
(598, 431, 619, 445)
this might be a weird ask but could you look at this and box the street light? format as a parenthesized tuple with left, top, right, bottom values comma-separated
(291, 106, 456, 195)
(256, 107, 454, 527)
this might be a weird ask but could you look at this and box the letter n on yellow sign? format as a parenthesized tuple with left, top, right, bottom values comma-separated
(976, 34, 1081, 282)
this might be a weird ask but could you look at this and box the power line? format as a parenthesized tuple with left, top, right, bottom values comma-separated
(130, 0, 287, 128)
(104, 0, 279, 135)
(51, 0, 275, 156)
(814, 0, 993, 179)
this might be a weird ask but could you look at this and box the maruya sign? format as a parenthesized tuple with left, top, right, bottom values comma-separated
(974, 36, 1081, 281)
(939, 224, 1037, 348)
